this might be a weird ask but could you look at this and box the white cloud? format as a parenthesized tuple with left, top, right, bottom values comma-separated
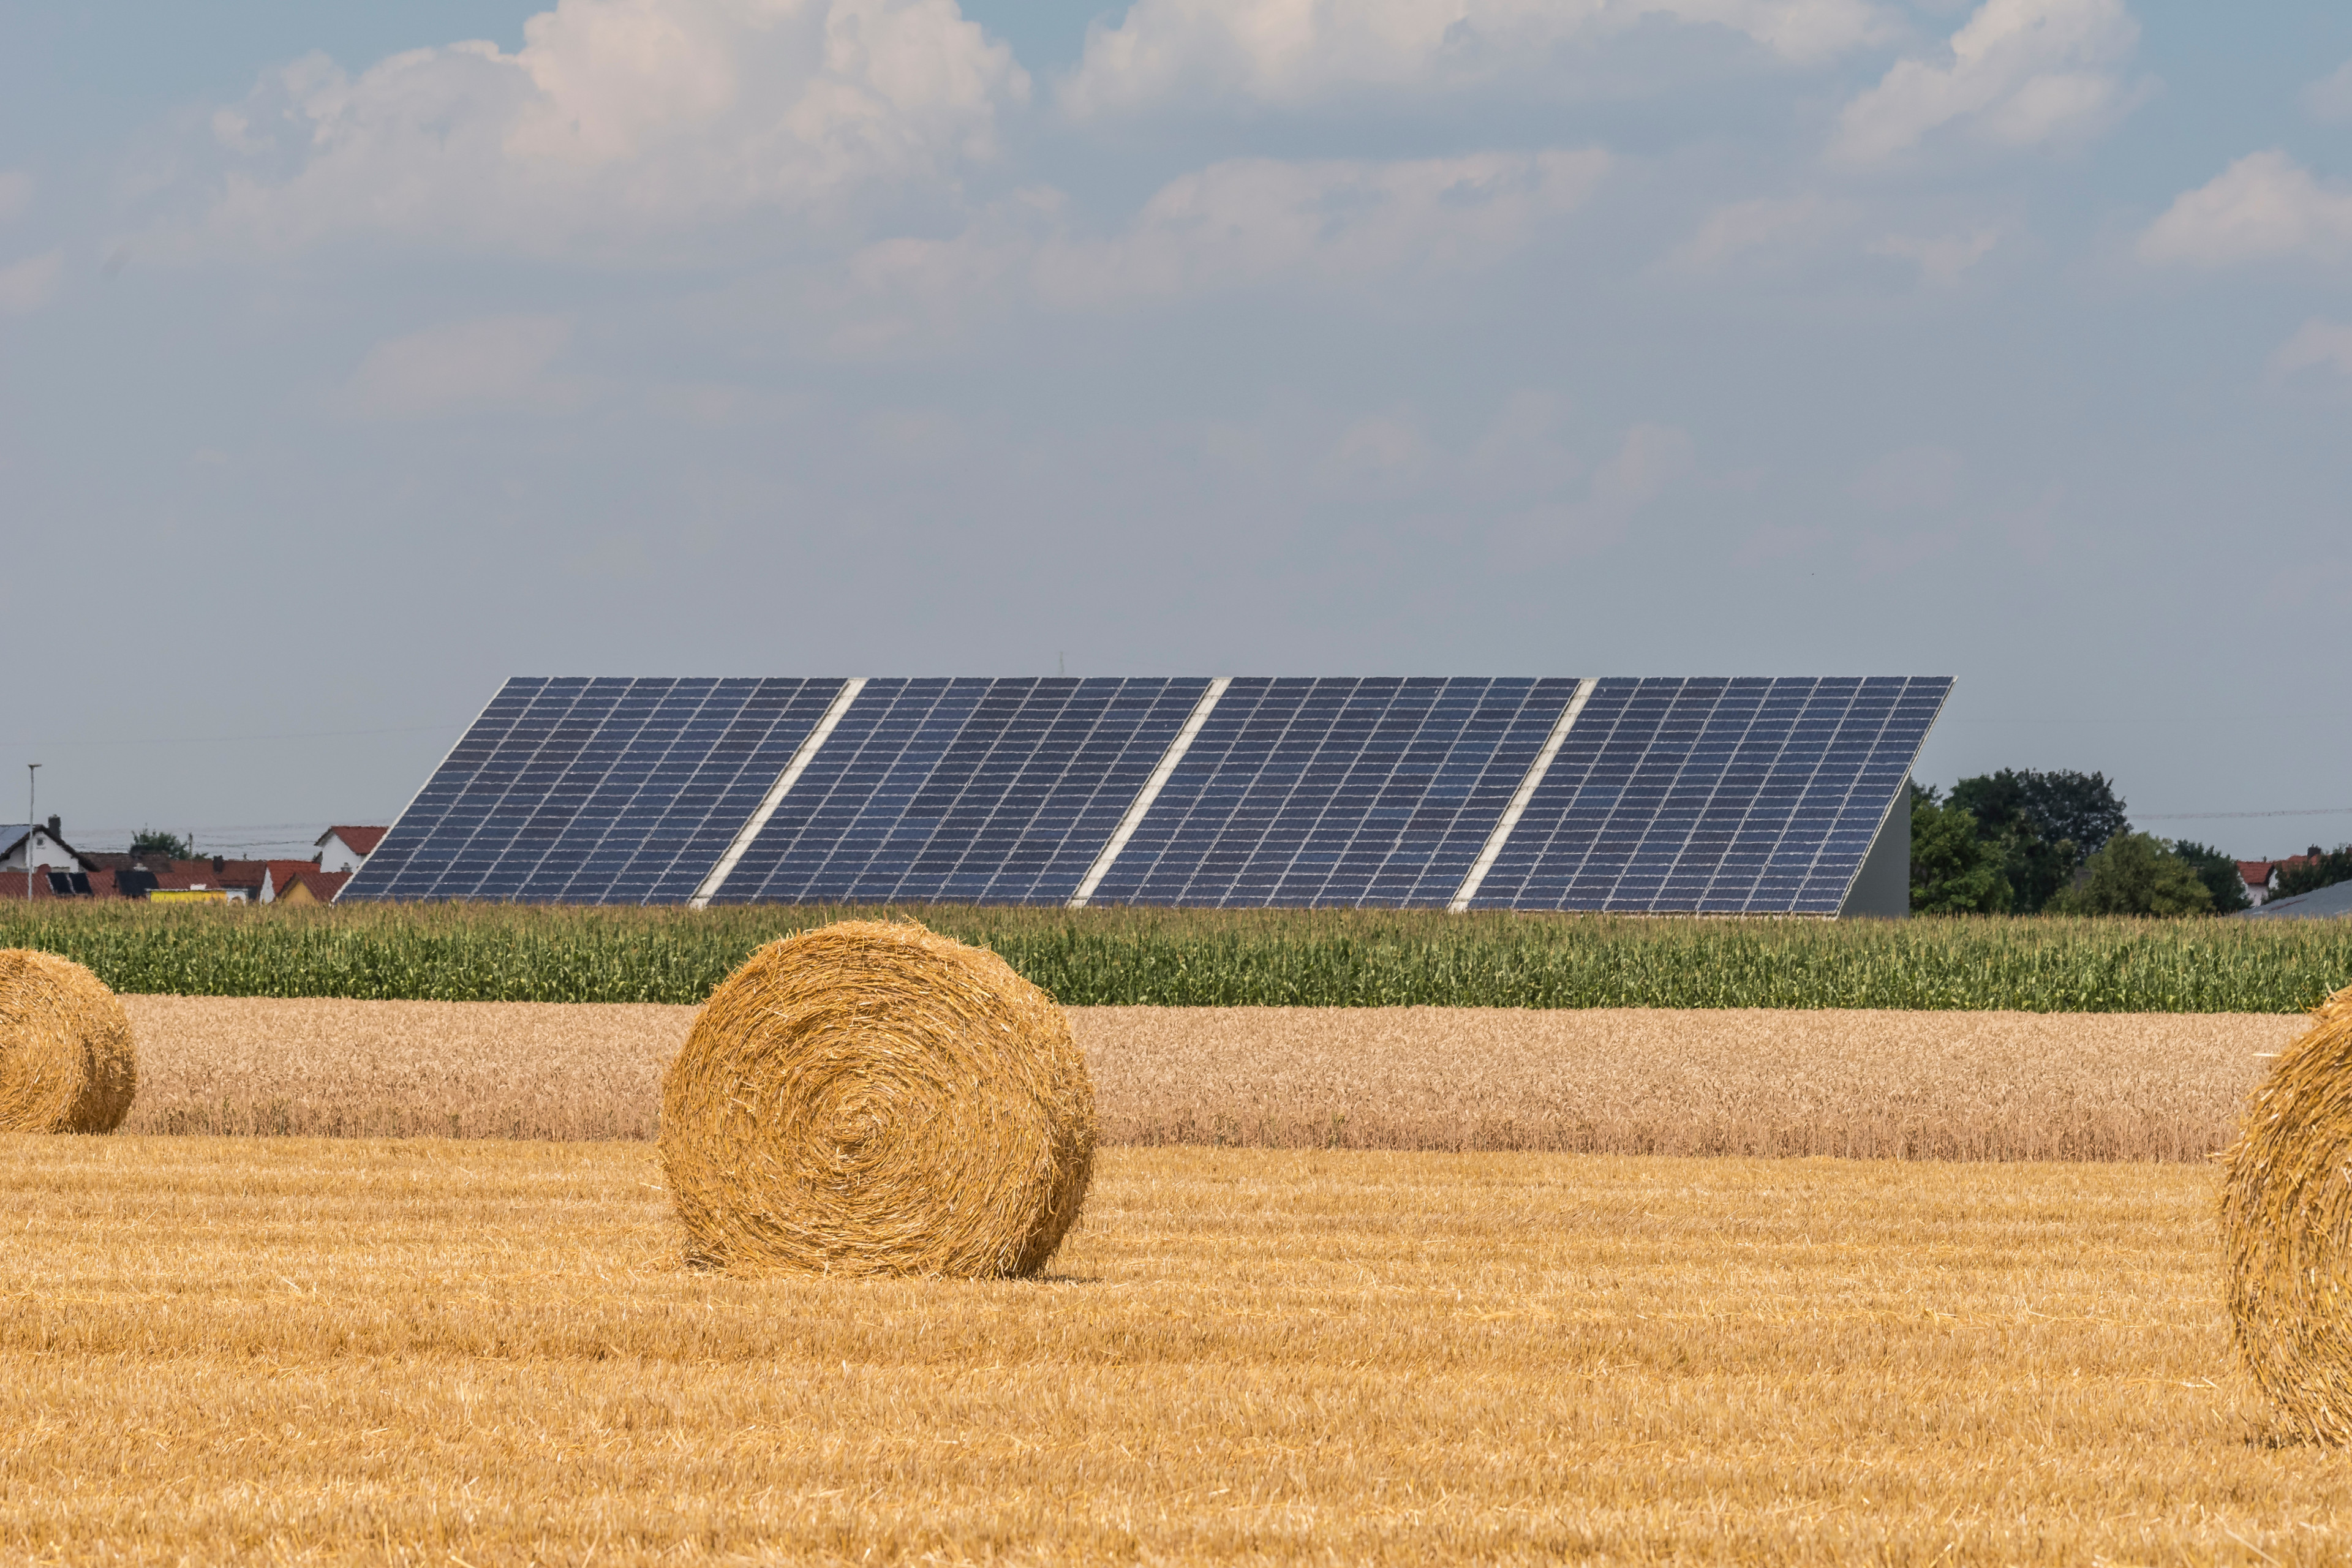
(1869, 226, 1999, 284)
(824, 148, 1610, 345)
(1032, 149, 1610, 307)
(0, 172, 31, 222)
(1832, 0, 2139, 165)
(1316, 413, 1436, 494)
(1665, 194, 1852, 272)
(2269, 318, 2352, 379)
(1061, 0, 1887, 118)
(1850, 444, 1962, 510)
(1465, 390, 1583, 497)
(2138, 151, 2352, 268)
(0, 251, 62, 314)
(190, 0, 1026, 257)
(1501, 423, 1695, 558)
(337, 315, 587, 418)
(2307, 59, 2352, 124)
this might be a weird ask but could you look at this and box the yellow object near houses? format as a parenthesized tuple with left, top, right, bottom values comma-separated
(149, 889, 230, 904)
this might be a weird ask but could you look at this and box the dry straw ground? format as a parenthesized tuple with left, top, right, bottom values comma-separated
(118, 997, 2298, 1160)
(4, 1136, 2348, 1564)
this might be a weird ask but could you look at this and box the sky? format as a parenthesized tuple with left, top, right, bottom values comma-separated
(2, 0, 2349, 861)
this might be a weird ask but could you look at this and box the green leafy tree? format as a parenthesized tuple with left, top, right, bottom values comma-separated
(2274, 844, 2352, 900)
(1948, 769, 2128, 913)
(2169, 839, 2253, 914)
(129, 829, 194, 860)
(1909, 783, 2011, 913)
(2048, 831, 2214, 917)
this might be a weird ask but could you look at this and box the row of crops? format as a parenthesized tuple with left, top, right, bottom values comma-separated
(2, 902, 2346, 1011)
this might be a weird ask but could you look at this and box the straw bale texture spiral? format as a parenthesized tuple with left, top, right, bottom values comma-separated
(2220, 981, 2352, 1441)
(660, 920, 1095, 1277)
(0, 949, 138, 1134)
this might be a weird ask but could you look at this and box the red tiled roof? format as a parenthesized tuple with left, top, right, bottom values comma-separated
(262, 859, 322, 899)
(0, 869, 67, 899)
(321, 826, 388, 856)
(276, 867, 351, 902)
(147, 871, 242, 892)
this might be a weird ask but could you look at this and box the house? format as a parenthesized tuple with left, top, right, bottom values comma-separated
(2239, 849, 2327, 908)
(0, 816, 90, 875)
(0, 866, 97, 900)
(145, 869, 252, 903)
(271, 867, 350, 905)
(260, 860, 330, 903)
(316, 826, 387, 875)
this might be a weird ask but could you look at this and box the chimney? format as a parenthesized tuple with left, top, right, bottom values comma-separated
(45, 815, 59, 837)
(213, 856, 225, 875)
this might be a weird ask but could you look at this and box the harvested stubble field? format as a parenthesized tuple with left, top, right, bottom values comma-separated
(3, 1135, 2344, 1565)
(118, 995, 2296, 1159)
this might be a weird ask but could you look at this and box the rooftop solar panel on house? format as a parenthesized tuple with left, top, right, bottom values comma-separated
(1463, 676, 1949, 914)
(1087, 676, 1581, 908)
(341, 673, 1947, 915)
(710, 677, 1210, 906)
(339, 677, 847, 904)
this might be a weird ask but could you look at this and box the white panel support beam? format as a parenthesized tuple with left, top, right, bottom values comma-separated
(690, 677, 866, 909)
(1068, 676, 1231, 910)
(1448, 677, 1598, 913)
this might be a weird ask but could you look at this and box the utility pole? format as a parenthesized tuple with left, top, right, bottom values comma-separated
(25, 764, 39, 903)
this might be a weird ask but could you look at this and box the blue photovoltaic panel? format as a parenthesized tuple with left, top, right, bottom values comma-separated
(1089, 677, 1581, 908)
(339, 677, 846, 904)
(1468, 676, 1951, 914)
(713, 677, 1210, 905)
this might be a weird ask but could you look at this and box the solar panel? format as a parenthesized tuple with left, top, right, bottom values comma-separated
(710, 677, 1211, 905)
(339, 677, 848, 904)
(344, 673, 1948, 915)
(1465, 676, 1950, 914)
(1087, 677, 1580, 908)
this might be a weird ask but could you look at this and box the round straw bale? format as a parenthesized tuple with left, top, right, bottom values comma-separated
(0, 949, 138, 1135)
(660, 919, 1095, 1277)
(2220, 981, 2352, 1440)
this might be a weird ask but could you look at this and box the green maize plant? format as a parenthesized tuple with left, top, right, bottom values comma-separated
(0, 902, 2344, 1011)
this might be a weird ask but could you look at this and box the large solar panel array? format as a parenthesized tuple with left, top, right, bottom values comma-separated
(342, 674, 1950, 913)
(712, 677, 1208, 907)
(347, 677, 845, 903)
(1463, 677, 1945, 914)
(1090, 677, 1580, 908)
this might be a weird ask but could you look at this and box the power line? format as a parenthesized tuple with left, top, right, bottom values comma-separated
(4, 722, 461, 749)
(2138, 807, 2352, 821)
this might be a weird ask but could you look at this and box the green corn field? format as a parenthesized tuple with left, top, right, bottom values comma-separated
(0, 902, 2345, 1011)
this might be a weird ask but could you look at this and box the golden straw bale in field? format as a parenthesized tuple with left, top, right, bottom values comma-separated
(2220, 981, 2352, 1440)
(0, 949, 138, 1134)
(660, 919, 1095, 1277)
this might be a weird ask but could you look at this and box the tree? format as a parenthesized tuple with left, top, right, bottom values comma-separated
(2275, 844, 2352, 901)
(1947, 769, 2129, 913)
(2048, 832, 2214, 917)
(1909, 783, 2011, 913)
(2169, 839, 2253, 914)
(130, 829, 194, 860)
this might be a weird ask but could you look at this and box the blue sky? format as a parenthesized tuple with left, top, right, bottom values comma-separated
(3, 0, 2348, 859)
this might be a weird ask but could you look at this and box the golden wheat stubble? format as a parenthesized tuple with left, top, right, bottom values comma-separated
(118, 997, 2296, 1158)
(2, 1137, 2344, 1564)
